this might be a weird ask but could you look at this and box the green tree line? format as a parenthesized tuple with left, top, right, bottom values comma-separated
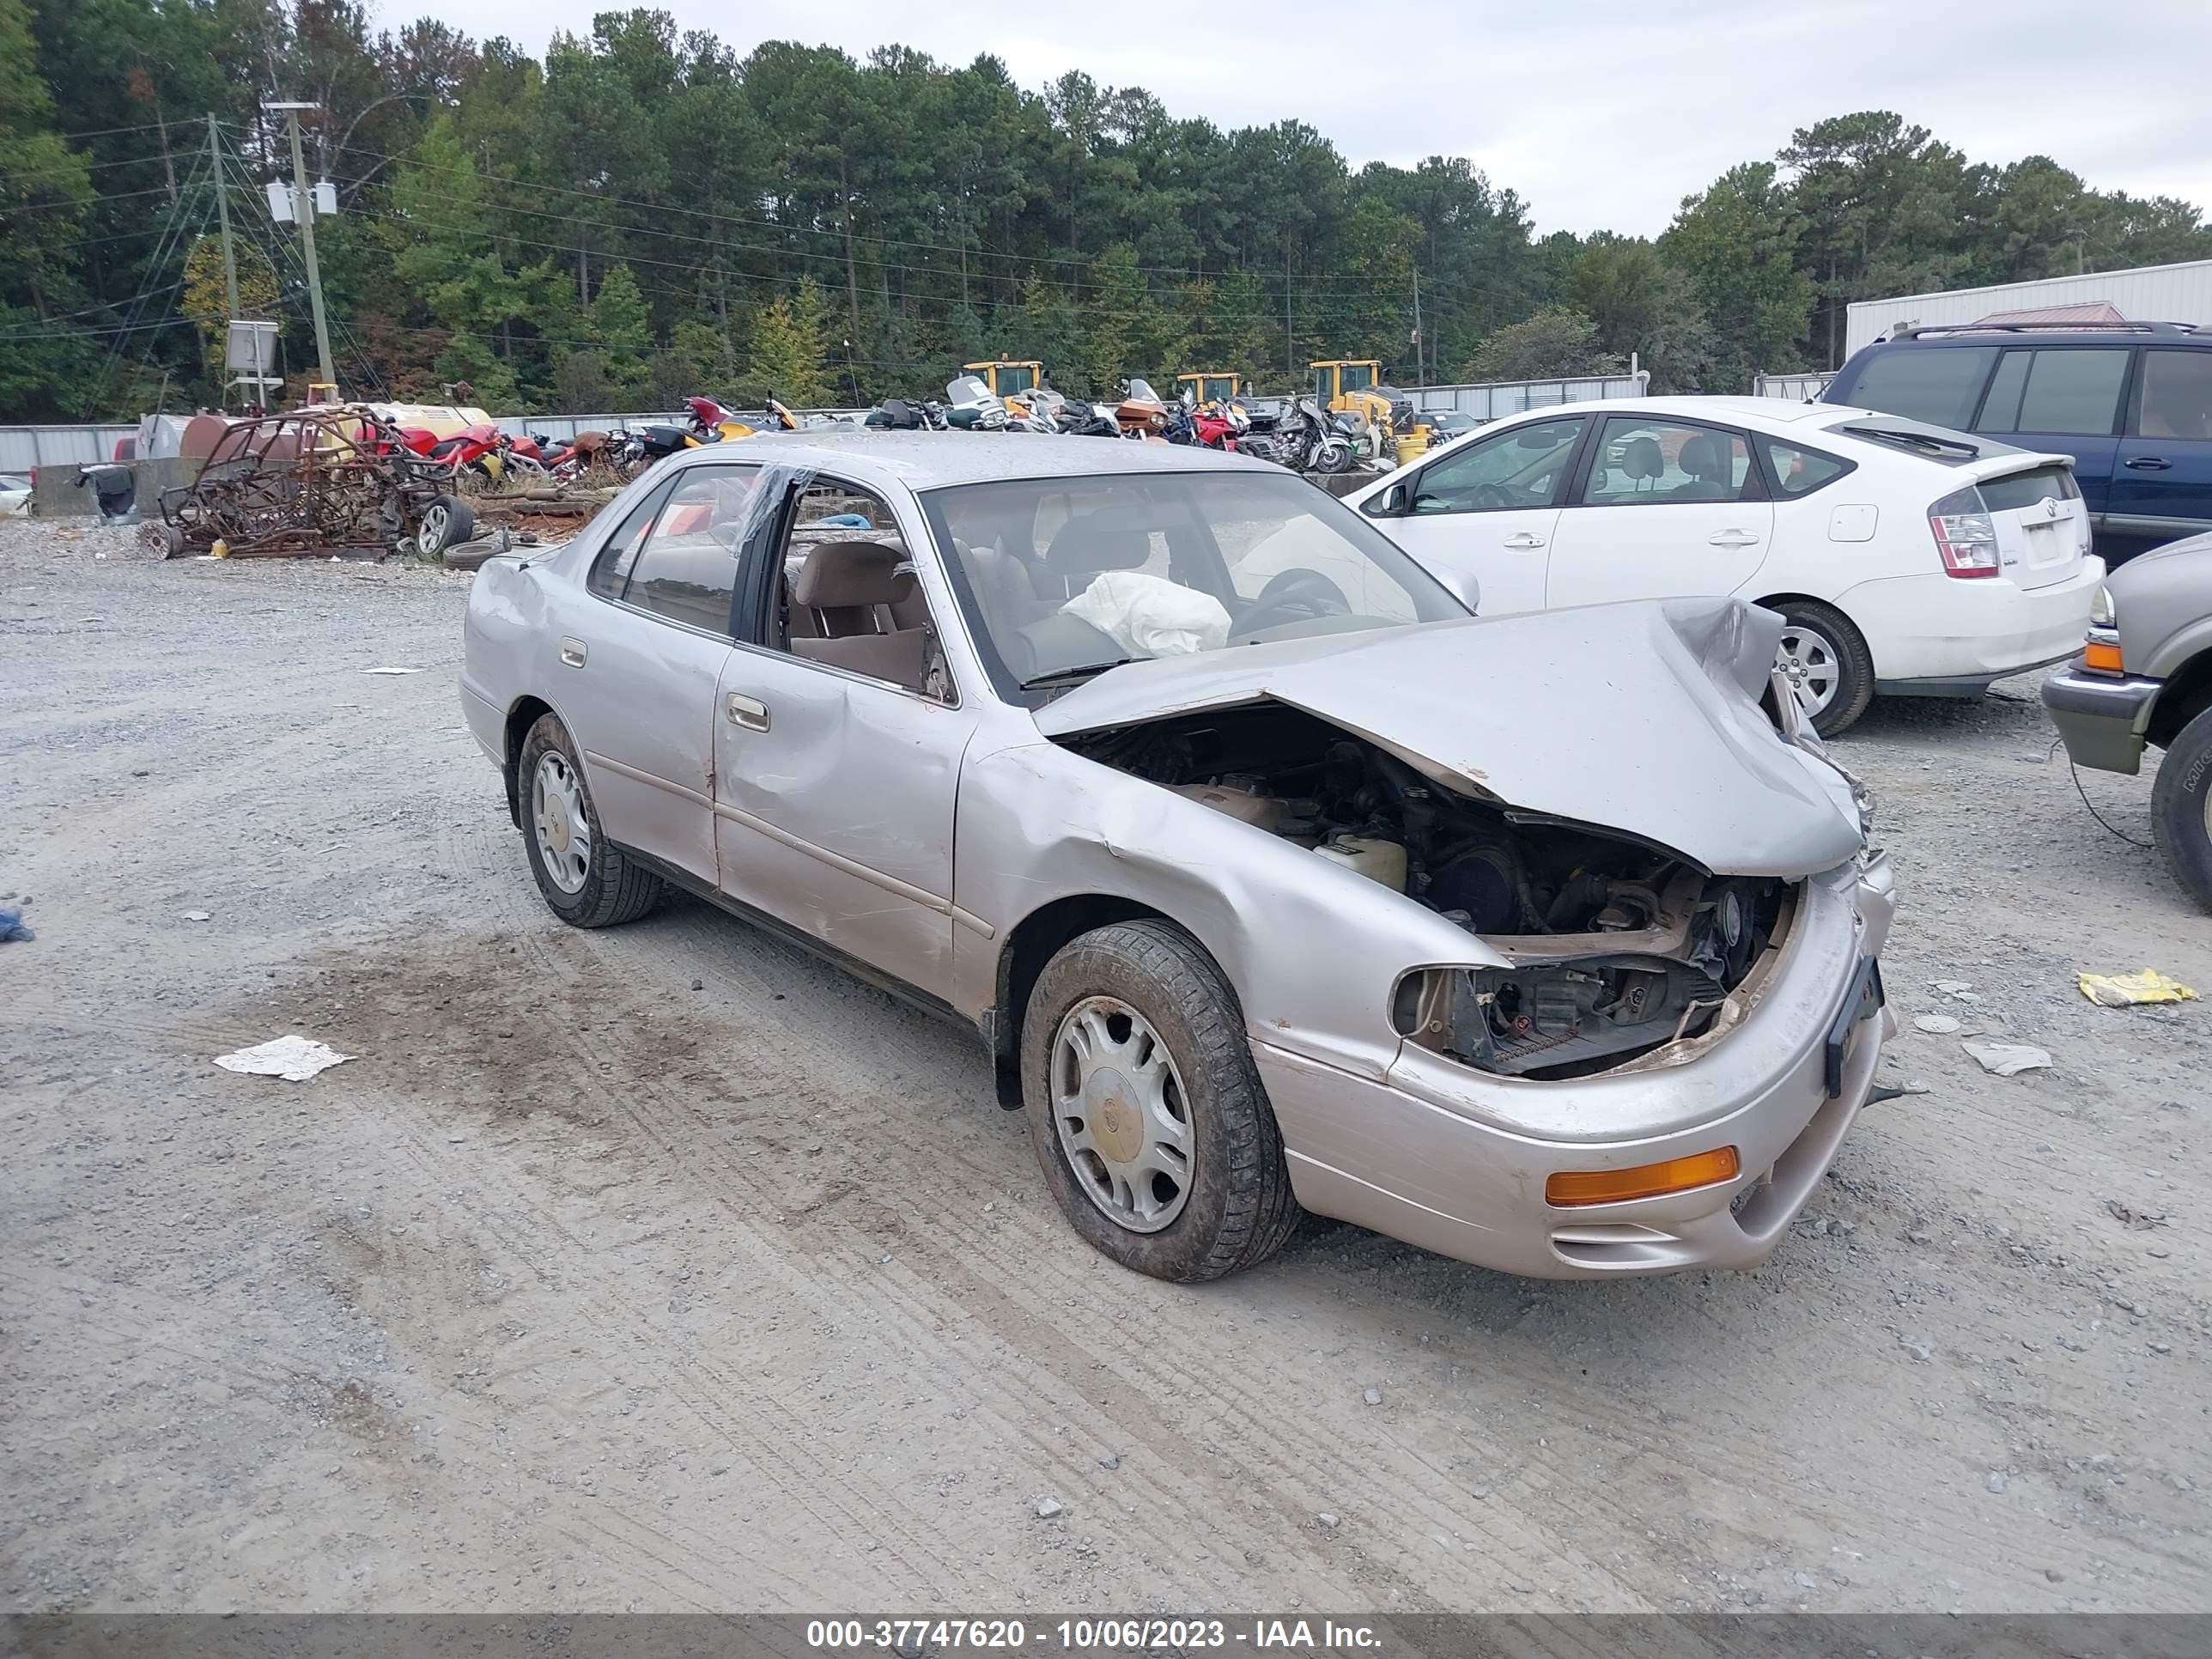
(4, 0, 2209, 419)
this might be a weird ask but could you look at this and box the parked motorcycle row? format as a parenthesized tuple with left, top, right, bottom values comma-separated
(765, 375, 1366, 476)
(416, 370, 1401, 491)
(383, 418, 606, 487)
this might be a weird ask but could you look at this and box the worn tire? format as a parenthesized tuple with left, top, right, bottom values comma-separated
(1773, 599, 1875, 737)
(515, 714, 663, 927)
(416, 495, 475, 558)
(2151, 703, 2212, 914)
(1020, 921, 1301, 1282)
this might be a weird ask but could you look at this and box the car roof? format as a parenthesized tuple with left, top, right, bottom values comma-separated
(1470, 395, 1844, 428)
(681, 429, 1267, 490)
(1859, 324, 2206, 349)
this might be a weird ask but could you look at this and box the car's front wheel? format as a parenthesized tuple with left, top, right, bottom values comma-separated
(2152, 703, 2212, 914)
(1772, 599, 1875, 737)
(1020, 921, 1301, 1281)
(516, 713, 663, 927)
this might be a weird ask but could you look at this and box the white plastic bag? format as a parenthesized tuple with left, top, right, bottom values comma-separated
(1062, 571, 1231, 659)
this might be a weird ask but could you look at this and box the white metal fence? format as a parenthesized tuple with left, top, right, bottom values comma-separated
(1751, 372, 1835, 402)
(0, 425, 139, 472)
(1409, 372, 1648, 420)
(0, 408, 877, 475)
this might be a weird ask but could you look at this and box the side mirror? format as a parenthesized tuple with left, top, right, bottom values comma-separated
(1365, 479, 1412, 517)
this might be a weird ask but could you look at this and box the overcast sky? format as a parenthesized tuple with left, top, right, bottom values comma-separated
(452, 0, 2211, 240)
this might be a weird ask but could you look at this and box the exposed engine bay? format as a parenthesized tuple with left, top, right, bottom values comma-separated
(1056, 701, 1795, 1080)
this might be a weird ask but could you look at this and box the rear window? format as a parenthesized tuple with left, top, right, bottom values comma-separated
(1758, 438, 1854, 498)
(2136, 348, 2212, 440)
(1842, 345, 1996, 429)
(1977, 348, 2129, 436)
(1978, 465, 2081, 511)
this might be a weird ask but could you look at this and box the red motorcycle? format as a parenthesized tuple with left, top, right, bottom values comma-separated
(504, 430, 592, 481)
(397, 421, 505, 481)
(1191, 405, 1241, 450)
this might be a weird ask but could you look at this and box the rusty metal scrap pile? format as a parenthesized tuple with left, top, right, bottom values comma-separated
(143, 409, 457, 560)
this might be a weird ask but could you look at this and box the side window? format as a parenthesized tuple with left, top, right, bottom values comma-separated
(1845, 345, 1996, 429)
(2135, 349, 2212, 440)
(1978, 348, 2129, 436)
(779, 477, 951, 699)
(621, 465, 761, 633)
(1408, 416, 1583, 514)
(1758, 438, 1855, 498)
(1581, 417, 1753, 505)
(586, 479, 675, 600)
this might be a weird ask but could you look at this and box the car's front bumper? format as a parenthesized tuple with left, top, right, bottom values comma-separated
(1256, 853, 1897, 1279)
(2041, 660, 2162, 776)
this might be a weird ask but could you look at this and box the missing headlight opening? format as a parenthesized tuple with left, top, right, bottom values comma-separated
(1057, 699, 1796, 1080)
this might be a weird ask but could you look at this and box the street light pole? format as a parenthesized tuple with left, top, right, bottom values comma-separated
(266, 100, 337, 395)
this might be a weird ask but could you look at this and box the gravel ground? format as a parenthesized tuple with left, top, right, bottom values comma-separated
(3, 520, 2208, 1615)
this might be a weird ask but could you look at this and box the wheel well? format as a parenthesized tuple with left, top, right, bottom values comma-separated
(989, 894, 1174, 1109)
(1753, 593, 1872, 672)
(2148, 653, 2212, 750)
(502, 696, 554, 825)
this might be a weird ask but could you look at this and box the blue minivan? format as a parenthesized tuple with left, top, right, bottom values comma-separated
(1823, 321, 2212, 562)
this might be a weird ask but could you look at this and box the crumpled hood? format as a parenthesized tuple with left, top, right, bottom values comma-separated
(1033, 598, 1865, 877)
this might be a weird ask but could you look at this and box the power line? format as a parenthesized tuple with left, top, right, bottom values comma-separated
(0, 147, 195, 187)
(2, 181, 180, 218)
(311, 132, 1427, 292)
(0, 284, 188, 339)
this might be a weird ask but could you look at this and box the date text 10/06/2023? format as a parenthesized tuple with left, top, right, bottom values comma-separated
(804, 1618, 1384, 1650)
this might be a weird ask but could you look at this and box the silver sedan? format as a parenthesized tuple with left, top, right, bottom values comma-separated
(461, 433, 1896, 1281)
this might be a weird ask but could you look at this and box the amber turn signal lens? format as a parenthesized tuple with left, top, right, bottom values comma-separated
(2083, 638, 2125, 673)
(1546, 1146, 1741, 1208)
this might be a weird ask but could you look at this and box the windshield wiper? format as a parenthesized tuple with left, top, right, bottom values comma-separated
(1018, 658, 1140, 691)
(1839, 423, 1979, 459)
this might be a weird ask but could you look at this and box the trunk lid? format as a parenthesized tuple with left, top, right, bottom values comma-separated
(1961, 456, 2092, 591)
(1033, 599, 1865, 878)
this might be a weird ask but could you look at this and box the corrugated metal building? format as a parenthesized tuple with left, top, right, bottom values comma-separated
(1844, 258, 2212, 357)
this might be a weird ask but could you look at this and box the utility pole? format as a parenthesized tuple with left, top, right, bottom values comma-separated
(265, 100, 336, 393)
(207, 115, 240, 320)
(1411, 268, 1424, 391)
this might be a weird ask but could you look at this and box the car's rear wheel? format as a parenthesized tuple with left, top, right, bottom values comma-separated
(2151, 704, 2212, 914)
(516, 714, 662, 927)
(1020, 921, 1301, 1282)
(1772, 599, 1875, 737)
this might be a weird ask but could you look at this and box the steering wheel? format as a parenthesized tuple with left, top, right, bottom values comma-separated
(1470, 482, 1514, 510)
(1237, 568, 1352, 635)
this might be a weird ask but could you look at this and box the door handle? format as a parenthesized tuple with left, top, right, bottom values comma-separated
(1709, 531, 1761, 547)
(559, 637, 587, 667)
(1502, 532, 1546, 549)
(726, 691, 770, 732)
(2124, 456, 2172, 471)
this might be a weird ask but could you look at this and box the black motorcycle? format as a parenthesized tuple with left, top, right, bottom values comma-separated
(864, 397, 946, 431)
(1237, 395, 1353, 474)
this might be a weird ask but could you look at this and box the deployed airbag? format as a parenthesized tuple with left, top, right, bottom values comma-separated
(1063, 571, 1231, 659)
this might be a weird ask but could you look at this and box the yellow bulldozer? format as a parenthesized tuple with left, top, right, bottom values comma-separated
(1311, 359, 1425, 461)
(1175, 372, 1244, 406)
(962, 357, 1044, 412)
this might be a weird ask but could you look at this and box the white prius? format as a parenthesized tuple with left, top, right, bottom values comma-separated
(1341, 396, 2104, 733)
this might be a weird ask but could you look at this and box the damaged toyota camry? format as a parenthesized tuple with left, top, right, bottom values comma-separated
(460, 434, 1895, 1282)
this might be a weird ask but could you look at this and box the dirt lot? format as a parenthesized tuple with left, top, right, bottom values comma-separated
(3, 521, 2208, 1616)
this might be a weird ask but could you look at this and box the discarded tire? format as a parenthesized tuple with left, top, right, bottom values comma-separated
(416, 495, 476, 558)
